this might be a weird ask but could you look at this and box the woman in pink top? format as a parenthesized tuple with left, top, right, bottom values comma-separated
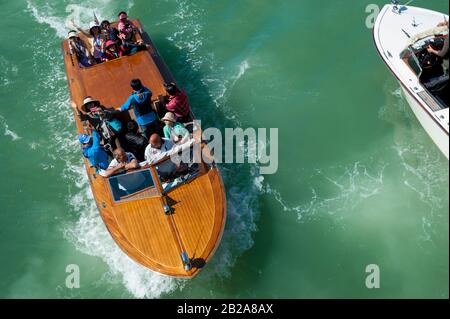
(117, 11, 137, 42)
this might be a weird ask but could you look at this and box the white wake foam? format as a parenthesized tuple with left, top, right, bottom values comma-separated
(0, 56, 18, 87)
(0, 115, 22, 141)
(26, 1, 68, 38)
(393, 142, 449, 241)
(379, 81, 449, 241)
(263, 162, 387, 224)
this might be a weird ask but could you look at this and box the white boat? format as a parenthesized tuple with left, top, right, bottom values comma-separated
(374, 2, 449, 159)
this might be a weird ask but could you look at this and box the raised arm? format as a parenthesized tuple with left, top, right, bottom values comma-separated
(70, 19, 91, 37)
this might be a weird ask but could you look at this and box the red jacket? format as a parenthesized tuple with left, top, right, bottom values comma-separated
(104, 47, 125, 61)
(166, 91, 191, 118)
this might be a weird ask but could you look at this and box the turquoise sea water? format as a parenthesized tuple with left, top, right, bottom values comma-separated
(0, 0, 448, 298)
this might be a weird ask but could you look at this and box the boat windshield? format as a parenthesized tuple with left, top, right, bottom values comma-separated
(153, 146, 203, 193)
(401, 47, 422, 76)
(108, 169, 158, 202)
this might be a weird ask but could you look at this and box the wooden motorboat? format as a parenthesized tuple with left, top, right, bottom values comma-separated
(61, 20, 227, 278)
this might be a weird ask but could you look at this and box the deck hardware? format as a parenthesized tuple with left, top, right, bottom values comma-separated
(181, 252, 192, 271)
(392, 0, 399, 13)
(102, 202, 106, 209)
(163, 204, 172, 215)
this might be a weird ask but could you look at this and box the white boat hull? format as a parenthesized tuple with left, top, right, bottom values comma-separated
(374, 4, 449, 160)
(401, 86, 449, 158)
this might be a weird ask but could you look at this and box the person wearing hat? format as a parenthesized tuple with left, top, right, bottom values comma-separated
(67, 30, 95, 67)
(88, 21, 104, 63)
(79, 96, 122, 131)
(104, 40, 125, 61)
(78, 130, 110, 173)
(161, 112, 190, 144)
(72, 96, 124, 148)
(70, 19, 105, 63)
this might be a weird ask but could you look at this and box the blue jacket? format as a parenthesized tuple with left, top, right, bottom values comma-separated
(82, 131, 109, 170)
(120, 87, 156, 126)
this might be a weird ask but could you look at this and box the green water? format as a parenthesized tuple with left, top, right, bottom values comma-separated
(0, 0, 448, 298)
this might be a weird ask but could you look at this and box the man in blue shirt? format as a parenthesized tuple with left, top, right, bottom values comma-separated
(117, 79, 160, 139)
(79, 131, 110, 172)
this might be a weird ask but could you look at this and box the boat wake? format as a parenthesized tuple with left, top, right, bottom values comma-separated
(0, 115, 22, 141)
(26, 0, 262, 298)
(0, 56, 19, 87)
(261, 161, 387, 225)
(393, 142, 449, 242)
(380, 83, 449, 242)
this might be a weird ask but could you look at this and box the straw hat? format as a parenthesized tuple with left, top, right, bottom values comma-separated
(81, 96, 100, 112)
(67, 30, 78, 39)
(162, 112, 176, 123)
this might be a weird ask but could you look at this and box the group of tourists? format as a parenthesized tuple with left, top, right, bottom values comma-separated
(68, 11, 149, 67)
(75, 78, 192, 178)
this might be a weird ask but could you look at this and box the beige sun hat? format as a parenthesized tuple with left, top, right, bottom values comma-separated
(68, 30, 78, 39)
(162, 112, 177, 123)
(81, 96, 100, 112)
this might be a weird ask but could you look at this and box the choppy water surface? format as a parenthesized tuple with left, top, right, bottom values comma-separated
(0, 0, 448, 298)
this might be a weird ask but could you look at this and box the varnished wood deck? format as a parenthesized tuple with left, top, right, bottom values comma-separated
(62, 20, 226, 278)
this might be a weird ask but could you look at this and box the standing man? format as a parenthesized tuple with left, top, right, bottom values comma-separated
(117, 79, 160, 139)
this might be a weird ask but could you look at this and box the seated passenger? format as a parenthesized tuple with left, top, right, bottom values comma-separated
(163, 82, 191, 123)
(124, 120, 148, 161)
(144, 133, 174, 164)
(72, 97, 124, 150)
(80, 97, 123, 134)
(70, 20, 104, 63)
(78, 131, 109, 173)
(104, 40, 125, 61)
(117, 79, 160, 139)
(88, 22, 104, 63)
(103, 148, 139, 177)
(120, 38, 149, 56)
(161, 112, 190, 144)
(100, 20, 120, 43)
(116, 11, 149, 54)
(117, 11, 138, 41)
(68, 30, 95, 67)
